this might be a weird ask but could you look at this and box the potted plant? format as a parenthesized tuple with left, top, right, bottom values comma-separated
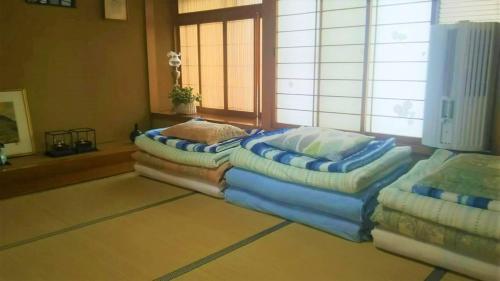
(169, 86, 201, 114)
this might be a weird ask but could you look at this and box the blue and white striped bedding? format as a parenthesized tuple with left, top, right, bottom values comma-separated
(240, 129, 396, 173)
(410, 184, 500, 212)
(145, 128, 264, 153)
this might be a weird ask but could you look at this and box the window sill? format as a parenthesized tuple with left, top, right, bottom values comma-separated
(151, 111, 259, 129)
(151, 112, 433, 156)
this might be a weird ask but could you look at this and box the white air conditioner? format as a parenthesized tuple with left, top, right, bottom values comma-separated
(422, 22, 500, 152)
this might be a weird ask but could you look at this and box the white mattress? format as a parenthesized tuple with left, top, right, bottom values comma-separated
(134, 163, 224, 198)
(372, 228, 500, 281)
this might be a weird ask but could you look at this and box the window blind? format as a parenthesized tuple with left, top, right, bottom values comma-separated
(227, 19, 255, 112)
(178, 0, 262, 14)
(276, 0, 432, 137)
(199, 22, 225, 109)
(179, 25, 200, 99)
(439, 0, 500, 23)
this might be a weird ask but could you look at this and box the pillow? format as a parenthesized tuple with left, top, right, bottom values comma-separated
(264, 127, 374, 161)
(161, 120, 248, 145)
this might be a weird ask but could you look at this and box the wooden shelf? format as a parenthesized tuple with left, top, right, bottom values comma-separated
(0, 141, 137, 199)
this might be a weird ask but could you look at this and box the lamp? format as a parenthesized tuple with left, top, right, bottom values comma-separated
(168, 51, 181, 86)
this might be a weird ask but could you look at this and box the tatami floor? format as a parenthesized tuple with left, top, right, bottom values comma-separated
(0, 173, 475, 281)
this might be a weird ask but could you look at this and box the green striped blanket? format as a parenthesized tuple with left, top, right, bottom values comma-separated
(135, 135, 233, 168)
(229, 146, 412, 193)
(378, 149, 500, 240)
(416, 153, 500, 199)
(410, 153, 500, 211)
(372, 206, 499, 264)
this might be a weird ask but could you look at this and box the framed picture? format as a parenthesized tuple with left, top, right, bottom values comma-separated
(0, 89, 34, 157)
(104, 0, 127, 21)
(25, 0, 76, 8)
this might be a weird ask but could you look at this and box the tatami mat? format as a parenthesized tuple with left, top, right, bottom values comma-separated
(175, 223, 435, 281)
(0, 173, 481, 281)
(0, 172, 190, 248)
(0, 194, 282, 280)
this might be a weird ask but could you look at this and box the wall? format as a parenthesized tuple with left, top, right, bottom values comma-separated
(146, 0, 177, 113)
(0, 0, 151, 152)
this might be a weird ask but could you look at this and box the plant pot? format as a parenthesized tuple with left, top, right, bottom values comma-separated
(175, 102, 197, 114)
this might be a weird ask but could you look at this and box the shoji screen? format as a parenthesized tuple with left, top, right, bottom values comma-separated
(439, 0, 500, 23)
(365, 0, 432, 137)
(318, 0, 367, 131)
(276, 0, 319, 126)
(276, 0, 432, 137)
(276, 0, 367, 129)
(178, 0, 262, 14)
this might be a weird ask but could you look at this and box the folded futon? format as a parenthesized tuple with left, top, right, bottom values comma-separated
(372, 149, 500, 281)
(134, 120, 261, 198)
(224, 127, 413, 241)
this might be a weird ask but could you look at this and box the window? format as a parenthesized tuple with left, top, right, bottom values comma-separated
(365, 0, 432, 137)
(275, 0, 433, 138)
(178, 0, 262, 14)
(177, 2, 261, 117)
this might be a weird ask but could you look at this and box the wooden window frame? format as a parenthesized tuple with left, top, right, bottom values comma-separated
(175, 4, 263, 120)
(264, 0, 439, 154)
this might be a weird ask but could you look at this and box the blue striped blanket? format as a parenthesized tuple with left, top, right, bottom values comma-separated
(240, 129, 395, 173)
(145, 128, 264, 153)
(411, 184, 500, 211)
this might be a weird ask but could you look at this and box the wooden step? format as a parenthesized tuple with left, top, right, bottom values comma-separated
(0, 141, 137, 199)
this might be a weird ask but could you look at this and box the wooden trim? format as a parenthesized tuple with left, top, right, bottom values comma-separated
(273, 122, 300, 129)
(175, 25, 181, 85)
(145, 0, 159, 112)
(314, 0, 323, 126)
(197, 24, 202, 107)
(254, 16, 261, 120)
(261, 0, 277, 130)
(177, 4, 263, 25)
(360, 2, 372, 132)
(223, 21, 229, 111)
(431, 0, 440, 24)
(197, 107, 257, 119)
(151, 112, 258, 129)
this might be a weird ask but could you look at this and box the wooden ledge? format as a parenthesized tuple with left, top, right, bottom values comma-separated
(0, 141, 137, 199)
(151, 111, 259, 129)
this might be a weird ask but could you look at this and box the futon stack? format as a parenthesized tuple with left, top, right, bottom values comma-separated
(371, 150, 500, 281)
(224, 127, 412, 242)
(133, 120, 260, 198)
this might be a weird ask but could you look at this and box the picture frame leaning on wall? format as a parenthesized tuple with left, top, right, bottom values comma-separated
(0, 89, 35, 157)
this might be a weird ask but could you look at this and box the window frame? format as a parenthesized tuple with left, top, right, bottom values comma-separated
(175, 4, 263, 119)
(267, 0, 439, 146)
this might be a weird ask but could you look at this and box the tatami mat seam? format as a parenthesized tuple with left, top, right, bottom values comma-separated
(425, 267, 447, 281)
(155, 220, 293, 281)
(0, 191, 196, 252)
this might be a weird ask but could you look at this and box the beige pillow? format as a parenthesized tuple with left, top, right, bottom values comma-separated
(161, 120, 248, 145)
